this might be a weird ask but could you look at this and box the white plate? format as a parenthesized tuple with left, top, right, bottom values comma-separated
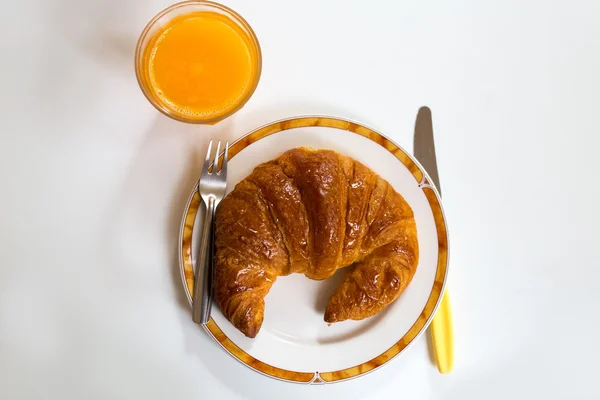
(179, 116, 449, 384)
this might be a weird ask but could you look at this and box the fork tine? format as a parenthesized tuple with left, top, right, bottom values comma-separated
(214, 141, 222, 173)
(203, 140, 213, 174)
(219, 141, 229, 176)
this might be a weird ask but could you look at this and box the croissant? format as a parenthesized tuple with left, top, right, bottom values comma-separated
(214, 147, 419, 338)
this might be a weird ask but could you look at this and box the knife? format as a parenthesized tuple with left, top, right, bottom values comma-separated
(414, 106, 454, 374)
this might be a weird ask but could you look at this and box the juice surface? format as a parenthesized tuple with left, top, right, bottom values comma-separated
(147, 12, 256, 121)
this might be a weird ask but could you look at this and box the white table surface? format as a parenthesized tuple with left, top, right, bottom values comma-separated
(1, 0, 600, 398)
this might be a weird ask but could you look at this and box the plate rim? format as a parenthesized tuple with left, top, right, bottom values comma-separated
(178, 115, 450, 384)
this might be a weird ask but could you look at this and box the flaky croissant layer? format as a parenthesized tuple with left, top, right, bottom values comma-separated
(214, 148, 419, 338)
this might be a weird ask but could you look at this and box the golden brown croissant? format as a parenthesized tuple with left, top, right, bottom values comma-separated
(214, 148, 419, 338)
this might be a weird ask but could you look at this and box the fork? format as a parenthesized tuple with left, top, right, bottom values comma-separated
(192, 140, 228, 325)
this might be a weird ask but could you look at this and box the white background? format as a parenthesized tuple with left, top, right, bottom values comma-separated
(1, 0, 599, 399)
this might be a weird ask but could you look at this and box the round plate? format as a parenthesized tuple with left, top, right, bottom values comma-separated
(178, 116, 449, 384)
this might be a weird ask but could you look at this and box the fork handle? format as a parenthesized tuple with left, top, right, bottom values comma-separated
(192, 195, 216, 325)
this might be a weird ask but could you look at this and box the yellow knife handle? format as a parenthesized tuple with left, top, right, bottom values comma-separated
(431, 289, 454, 373)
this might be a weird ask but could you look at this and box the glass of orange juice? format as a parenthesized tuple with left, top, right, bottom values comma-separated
(135, 1, 262, 124)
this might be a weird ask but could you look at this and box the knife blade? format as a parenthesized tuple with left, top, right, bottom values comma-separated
(413, 106, 454, 374)
(414, 107, 441, 194)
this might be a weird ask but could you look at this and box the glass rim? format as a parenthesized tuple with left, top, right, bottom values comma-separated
(134, 1, 263, 124)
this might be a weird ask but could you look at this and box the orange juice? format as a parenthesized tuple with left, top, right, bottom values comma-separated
(136, 3, 261, 123)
